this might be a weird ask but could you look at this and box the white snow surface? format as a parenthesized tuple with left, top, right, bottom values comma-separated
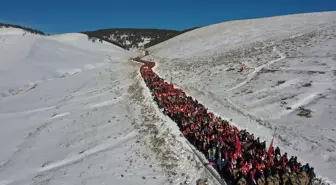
(0, 28, 221, 185)
(147, 11, 336, 184)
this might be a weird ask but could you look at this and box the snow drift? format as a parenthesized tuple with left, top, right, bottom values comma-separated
(146, 11, 336, 184)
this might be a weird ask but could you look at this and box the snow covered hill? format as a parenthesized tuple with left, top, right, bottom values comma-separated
(146, 11, 336, 184)
(0, 27, 220, 185)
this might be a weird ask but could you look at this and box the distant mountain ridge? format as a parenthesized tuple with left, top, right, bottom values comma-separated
(82, 28, 199, 50)
(0, 23, 199, 50)
(0, 23, 45, 35)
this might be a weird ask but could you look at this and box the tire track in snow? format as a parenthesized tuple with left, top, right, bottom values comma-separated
(2, 132, 137, 185)
(0, 106, 55, 119)
(88, 95, 124, 109)
(0, 120, 56, 174)
(227, 47, 286, 92)
(50, 112, 71, 119)
(2, 110, 71, 170)
(38, 131, 137, 173)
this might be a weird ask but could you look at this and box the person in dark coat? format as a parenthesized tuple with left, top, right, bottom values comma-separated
(248, 169, 257, 185)
(308, 168, 316, 185)
(275, 147, 281, 156)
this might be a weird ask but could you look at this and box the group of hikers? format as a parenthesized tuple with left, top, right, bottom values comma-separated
(135, 57, 316, 185)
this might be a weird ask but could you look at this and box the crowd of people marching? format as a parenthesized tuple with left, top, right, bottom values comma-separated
(134, 57, 316, 185)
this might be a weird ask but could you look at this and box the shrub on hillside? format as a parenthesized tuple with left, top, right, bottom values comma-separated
(297, 106, 312, 118)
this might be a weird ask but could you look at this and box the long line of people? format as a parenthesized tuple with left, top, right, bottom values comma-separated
(135, 58, 316, 185)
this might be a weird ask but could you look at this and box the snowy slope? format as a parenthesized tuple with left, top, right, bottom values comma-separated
(0, 28, 220, 185)
(146, 11, 336, 184)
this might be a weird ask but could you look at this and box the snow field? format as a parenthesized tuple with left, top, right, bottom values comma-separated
(0, 27, 222, 185)
(0, 28, 167, 185)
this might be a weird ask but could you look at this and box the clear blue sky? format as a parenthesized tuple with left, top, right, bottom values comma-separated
(1, 0, 335, 34)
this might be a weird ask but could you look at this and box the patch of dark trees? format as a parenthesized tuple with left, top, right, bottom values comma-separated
(82, 27, 200, 50)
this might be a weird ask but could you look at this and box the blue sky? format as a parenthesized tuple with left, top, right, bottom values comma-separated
(1, 0, 335, 34)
